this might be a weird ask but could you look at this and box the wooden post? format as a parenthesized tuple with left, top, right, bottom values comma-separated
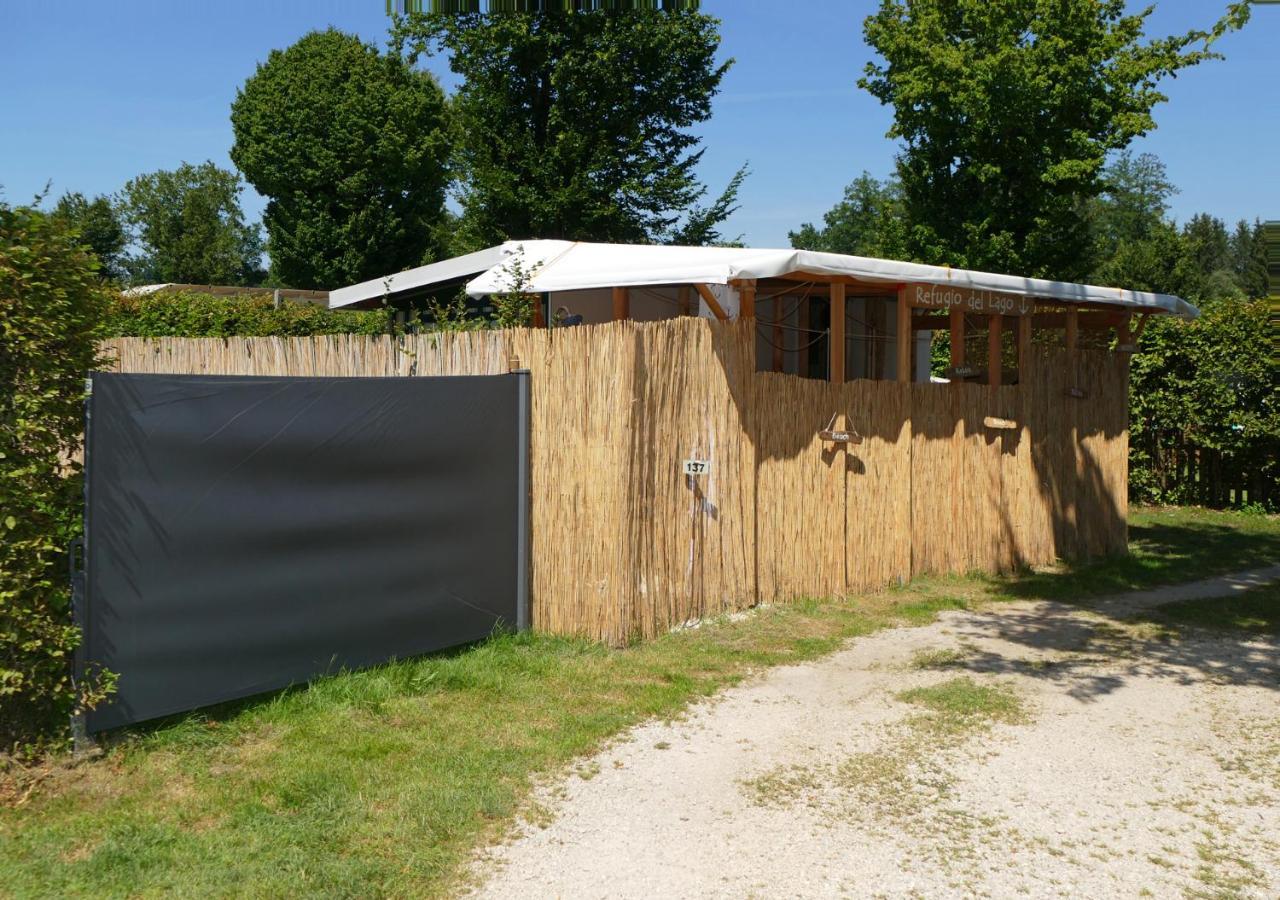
(949, 309, 965, 372)
(896, 287, 911, 384)
(738, 281, 755, 319)
(798, 293, 811, 377)
(677, 285, 691, 317)
(1065, 306, 1078, 356)
(612, 286, 630, 321)
(530, 294, 545, 328)
(1017, 313, 1032, 378)
(830, 282, 846, 384)
(1117, 312, 1132, 342)
(772, 296, 784, 372)
(988, 313, 1003, 388)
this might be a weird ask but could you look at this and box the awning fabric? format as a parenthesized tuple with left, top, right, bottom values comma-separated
(463, 240, 1198, 319)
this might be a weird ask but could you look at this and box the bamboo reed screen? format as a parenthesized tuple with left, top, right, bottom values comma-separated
(103, 317, 1129, 644)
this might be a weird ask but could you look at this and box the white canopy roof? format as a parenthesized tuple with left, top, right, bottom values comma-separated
(328, 245, 509, 309)
(463, 240, 1198, 319)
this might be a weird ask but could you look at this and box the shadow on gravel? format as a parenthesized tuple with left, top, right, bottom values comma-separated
(940, 599, 1280, 704)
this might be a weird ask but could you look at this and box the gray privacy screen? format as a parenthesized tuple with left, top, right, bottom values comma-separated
(80, 372, 529, 732)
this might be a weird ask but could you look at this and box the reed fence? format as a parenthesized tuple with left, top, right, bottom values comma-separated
(103, 317, 1129, 644)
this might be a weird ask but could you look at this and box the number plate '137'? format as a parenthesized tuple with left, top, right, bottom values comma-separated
(683, 459, 711, 476)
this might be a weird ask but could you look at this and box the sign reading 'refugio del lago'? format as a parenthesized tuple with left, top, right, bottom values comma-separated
(907, 284, 1040, 316)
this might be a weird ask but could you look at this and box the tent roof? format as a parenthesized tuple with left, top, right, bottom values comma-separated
(465, 241, 1198, 319)
(328, 245, 509, 309)
(328, 239, 1198, 319)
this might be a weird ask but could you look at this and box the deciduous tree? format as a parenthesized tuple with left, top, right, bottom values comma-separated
(859, 0, 1251, 280)
(51, 192, 127, 282)
(788, 172, 906, 258)
(231, 29, 451, 289)
(119, 162, 263, 286)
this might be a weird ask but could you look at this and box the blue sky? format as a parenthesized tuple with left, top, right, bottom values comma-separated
(2, 0, 1276, 253)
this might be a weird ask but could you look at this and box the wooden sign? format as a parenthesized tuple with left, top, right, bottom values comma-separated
(983, 416, 1018, 430)
(907, 284, 1040, 317)
(819, 414, 863, 445)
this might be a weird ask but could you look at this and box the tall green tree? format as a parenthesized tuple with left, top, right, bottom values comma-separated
(858, 0, 1251, 280)
(393, 9, 742, 249)
(51, 192, 127, 282)
(789, 172, 906, 258)
(1092, 151, 1177, 256)
(1229, 218, 1268, 299)
(120, 162, 263, 286)
(231, 29, 451, 289)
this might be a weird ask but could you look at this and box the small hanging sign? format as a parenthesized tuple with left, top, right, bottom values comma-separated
(683, 459, 712, 476)
(983, 416, 1018, 430)
(819, 414, 863, 445)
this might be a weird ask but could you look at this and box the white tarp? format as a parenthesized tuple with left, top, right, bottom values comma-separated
(464, 240, 1198, 319)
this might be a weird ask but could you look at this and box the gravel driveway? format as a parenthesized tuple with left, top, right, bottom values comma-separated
(471, 569, 1280, 899)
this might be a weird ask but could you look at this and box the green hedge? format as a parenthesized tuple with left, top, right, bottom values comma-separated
(104, 290, 391, 338)
(1, 206, 115, 754)
(1129, 296, 1278, 509)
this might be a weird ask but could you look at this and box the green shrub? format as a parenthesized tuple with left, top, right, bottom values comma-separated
(1, 205, 116, 754)
(104, 290, 391, 337)
(1129, 296, 1278, 509)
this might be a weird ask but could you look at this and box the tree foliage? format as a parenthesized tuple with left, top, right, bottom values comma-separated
(788, 172, 906, 258)
(0, 205, 115, 753)
(51, 192, 128, 283)
(394, 9, 740, 250)
(859, 0, 1251, 280)
(231, 29, 451, 289)
(119, 161, 264, 286)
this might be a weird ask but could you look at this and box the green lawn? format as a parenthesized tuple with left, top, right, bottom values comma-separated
(1, 506, 1277, 898)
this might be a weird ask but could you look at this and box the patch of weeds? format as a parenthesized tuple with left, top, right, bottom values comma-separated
(1211, 715, 1280, 790)
(909, 647, 968, 670)
(572, 762, 600, 781)
(1190, 838, 1266, 898)
(896, 677, 1028, 738)
(740, 764, 825, 808)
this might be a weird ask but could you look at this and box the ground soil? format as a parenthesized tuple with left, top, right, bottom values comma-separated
(470, 568, 1280, 899)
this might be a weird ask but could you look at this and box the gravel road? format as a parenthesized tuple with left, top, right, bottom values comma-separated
(471, 568, 1280, 899)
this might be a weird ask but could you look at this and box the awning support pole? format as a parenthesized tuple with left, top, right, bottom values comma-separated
(830, 282, 846, 384)
(896, 287, 911, 384)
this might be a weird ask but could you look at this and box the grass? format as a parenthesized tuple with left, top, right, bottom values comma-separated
(1152, 581, 1280, 636)
(896, 677, 1027, 731)
(1, 505, 1276, 897)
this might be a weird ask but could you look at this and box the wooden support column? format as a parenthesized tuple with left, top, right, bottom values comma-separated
(830, 282, 846, 384)
(530, 294, 545, 328)
(798, 293, 811, 377)
(988, 313, 1003, 388)
(949, 309, 965, 372)
(677, 285, 691, 317)
(1017, 313, 1032, 377)
(772, 296, 785, 372)
(896, 287, 911, 384)
(738, 281, 755, 319)
(1065, 306, 1078, 356)
(612, 286, 630, 321)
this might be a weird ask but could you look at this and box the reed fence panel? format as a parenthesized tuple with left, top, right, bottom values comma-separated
(103, 317, 1129, 643)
